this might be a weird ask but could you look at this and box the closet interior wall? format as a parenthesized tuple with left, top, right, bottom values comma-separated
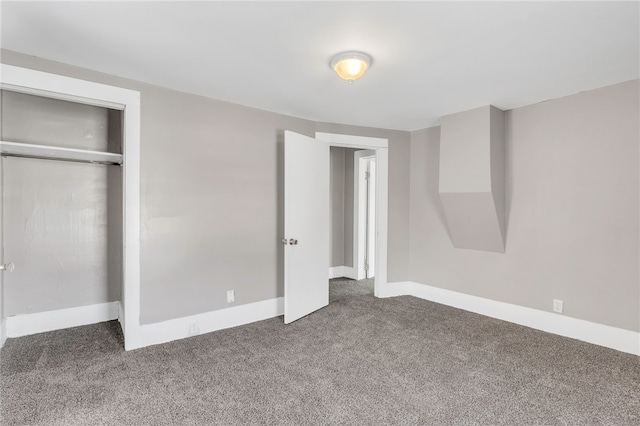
(1, 90, 122, 317)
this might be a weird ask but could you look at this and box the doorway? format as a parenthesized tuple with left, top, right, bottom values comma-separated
(282, 131, 388, 324)
(328, 147, 376, 300)
(328, 147, 372, 301)
(317, 132, 388, 300)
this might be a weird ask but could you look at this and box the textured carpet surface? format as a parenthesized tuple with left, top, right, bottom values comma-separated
(1, 278, 639, 425)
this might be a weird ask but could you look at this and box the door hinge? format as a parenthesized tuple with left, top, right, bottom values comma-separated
(365, 171, 370, 180)
(364, 260, 369, 272)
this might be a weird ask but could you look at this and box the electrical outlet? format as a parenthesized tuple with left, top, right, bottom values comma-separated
(188, 322, 200, 335)
(227, 290, 235, 303)
(553, 299, 564, 314)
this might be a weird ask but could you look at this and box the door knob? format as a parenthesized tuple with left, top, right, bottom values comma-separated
(289, 239, 298, 245)
(282, 238, 289, 245)
(0, 262, 14, 272)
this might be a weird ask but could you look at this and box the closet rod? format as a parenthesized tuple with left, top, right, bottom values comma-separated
(1, 152, 122, 166)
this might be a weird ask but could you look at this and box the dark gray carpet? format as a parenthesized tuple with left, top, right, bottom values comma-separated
(2, 278, 639, 425)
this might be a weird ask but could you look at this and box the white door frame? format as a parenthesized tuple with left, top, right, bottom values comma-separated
(354, 150, 376, 280)
(316, 132, 388, 298)
(0, 65, 141, 350)
(366, 157, 376, 279)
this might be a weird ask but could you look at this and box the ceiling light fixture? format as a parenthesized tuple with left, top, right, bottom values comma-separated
(330, 51, 372, 83)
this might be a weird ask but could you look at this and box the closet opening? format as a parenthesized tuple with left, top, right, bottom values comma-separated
(1, 89, 124, 343)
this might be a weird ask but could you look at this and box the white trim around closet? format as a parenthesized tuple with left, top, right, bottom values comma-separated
(0, 65, 142, 350)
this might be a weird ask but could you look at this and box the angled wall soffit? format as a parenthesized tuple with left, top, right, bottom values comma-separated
(438, 105, 506, 253)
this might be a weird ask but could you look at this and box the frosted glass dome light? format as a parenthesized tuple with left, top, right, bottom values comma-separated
(330, 52, 372, 82)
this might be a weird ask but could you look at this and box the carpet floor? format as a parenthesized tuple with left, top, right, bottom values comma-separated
(1, 278, 639, 425)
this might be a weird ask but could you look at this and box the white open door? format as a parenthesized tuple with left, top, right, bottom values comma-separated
(284, 131, 329, 324)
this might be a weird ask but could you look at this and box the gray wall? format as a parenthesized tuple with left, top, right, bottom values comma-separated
(329, 147, 358, 269)
(409, 80, 639, 332)
(2, 158, 121, 315)
(1, 50, 411, 324)
(2, 91, 111, 151)
(1, 91, 122, 316)
(343, 148, 356, 268)
(329, 147, 345, 267)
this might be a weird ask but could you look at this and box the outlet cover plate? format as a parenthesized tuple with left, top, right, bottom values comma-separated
(553, 299, 564, 313)
(227, 290, 235, 303)
(189, 323, 200, 335)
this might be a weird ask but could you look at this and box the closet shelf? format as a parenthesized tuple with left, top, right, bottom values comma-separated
(0, 140, 123, 165)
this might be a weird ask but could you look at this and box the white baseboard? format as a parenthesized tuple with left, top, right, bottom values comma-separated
(377, 281, 412, 298)
(329, 266, 342, 279)
(329, 266, 356, 279)
(117, 301, 125, 336)
(383, 281, 639, 356)
(138, 297, 284, 348)
(6, 301, 120, 338)
(1, 317, 7, 348)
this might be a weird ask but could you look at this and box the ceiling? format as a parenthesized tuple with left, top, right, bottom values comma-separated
(1, 1, 638, 131)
